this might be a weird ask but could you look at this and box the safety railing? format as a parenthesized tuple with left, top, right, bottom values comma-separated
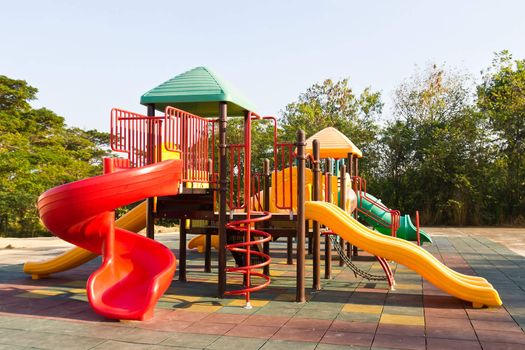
(110, 108, 164, 167)
(353, 176, 400, 237)
(164, 106, 217, 184)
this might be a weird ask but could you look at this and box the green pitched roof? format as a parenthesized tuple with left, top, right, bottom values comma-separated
(140, 66, 256, 117)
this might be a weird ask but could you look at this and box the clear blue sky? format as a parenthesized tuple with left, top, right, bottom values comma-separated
(2, 1, 524, 131)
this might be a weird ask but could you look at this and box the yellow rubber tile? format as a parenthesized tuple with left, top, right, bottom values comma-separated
(227, 299, 269, 307)
(61, 280, 87, 287)
(342, 304, 383, 314)
(181, 304, 222, 313)
(270, 270, 286, 277)
(380, 313, 424, 326)
(394, 283, 422, 290)
(66, 288, 86, 294)
(17, 289, 65, 298)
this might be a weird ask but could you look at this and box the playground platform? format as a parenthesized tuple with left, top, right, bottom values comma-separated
(1, 227, 524, 350)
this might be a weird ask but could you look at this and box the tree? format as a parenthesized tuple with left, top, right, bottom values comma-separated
(280, 78, 383, 180)
(477, 51, 525, 223)
(382, 65, 489, 225)
(0, 76, 110, 237)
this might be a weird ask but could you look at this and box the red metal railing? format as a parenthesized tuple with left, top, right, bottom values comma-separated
(164, 106, 217, 183)
(353, 176, 400, 237)
(110, 108, 164, 167)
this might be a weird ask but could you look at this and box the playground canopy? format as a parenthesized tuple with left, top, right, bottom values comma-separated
(140, 66, 256, 117)
(305, 127, 363, 158)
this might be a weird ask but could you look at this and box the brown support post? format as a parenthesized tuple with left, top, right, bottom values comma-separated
(296, 130, 306, 303)
(352, 156, 359, 256)
(263, 159, 271, 276)
(339, 163, 346, 266)
(312, 140, 321, 290)
(324, 159, 332, 280)
(204, 232, 212, 273)
(146, 104, 156, 240)
(218, 102, 228, 297)
(179, 219, 187, 282)
(205, 158, 213, 272)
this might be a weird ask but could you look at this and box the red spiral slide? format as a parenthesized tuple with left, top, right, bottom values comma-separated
(37, 159, 182, 320)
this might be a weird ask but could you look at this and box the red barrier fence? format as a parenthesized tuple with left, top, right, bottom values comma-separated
(110, 108, 164, 168)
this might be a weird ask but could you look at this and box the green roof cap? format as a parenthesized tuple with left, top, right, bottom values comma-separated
(140, 66, 256, 117)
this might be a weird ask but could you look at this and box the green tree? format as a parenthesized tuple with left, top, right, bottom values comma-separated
(381, 65, 489, 225)
(280, 78, 383, 180)
(477, 51, 525, 223)
(0, 76, 110, 237)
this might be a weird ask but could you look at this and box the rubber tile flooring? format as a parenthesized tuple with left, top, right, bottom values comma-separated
(0, 229, 524, 349)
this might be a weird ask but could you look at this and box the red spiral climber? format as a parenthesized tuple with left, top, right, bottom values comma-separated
(225, 212, 272, 305)
(225, 112, 272, 307)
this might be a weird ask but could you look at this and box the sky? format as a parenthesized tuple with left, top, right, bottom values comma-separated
(2, 0, 525, 132)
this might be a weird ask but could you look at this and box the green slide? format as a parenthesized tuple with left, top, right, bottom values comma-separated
(356, 192, 432, 244)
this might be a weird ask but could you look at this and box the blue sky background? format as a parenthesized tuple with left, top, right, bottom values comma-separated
(2, 1, 524, 131)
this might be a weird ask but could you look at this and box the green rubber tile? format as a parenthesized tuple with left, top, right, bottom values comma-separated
(255, 307, 299, 317)
(260, 339, 316, 350)
(294, 308, 339, 320)
(206, 336, 266, 349)
(161, 332, 220, 348)
(336, 312, 381, 323)
(382, 306, 424, 316)
(0, 328, 105, 350)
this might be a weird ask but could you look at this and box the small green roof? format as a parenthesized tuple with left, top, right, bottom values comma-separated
(140, 66, 256, 117)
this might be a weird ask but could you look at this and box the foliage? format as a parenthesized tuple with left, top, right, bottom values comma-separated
(0, 76, 110, 237)
(477, 51, 525, 223)
(280, 78, 383, 180)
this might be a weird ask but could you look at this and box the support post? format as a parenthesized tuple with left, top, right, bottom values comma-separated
(324, 159, 332, 280)
(146, 104, 156, 240)
(296, 130, 306, 303)
(263, 159, 271, 276)
(339, 163, 346, 266)
(179, 219, 187, 282)
(218, 102, 228, 297)
(312, 140, 321, 290)
(205, 158, 213, 273)
(351, 156, 359, 256)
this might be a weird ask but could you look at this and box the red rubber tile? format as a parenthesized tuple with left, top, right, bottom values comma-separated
(202, 313, 249, 324)
(372, 333, 426, 350)
(242, 315, 290, 327)
(471, 320, 523, 333)
(321, 331, 374, 347)
(475, 329, 525, 345)
(271, 327, 325, 342)
(480, 341, 525, 350)
(427, 338, 482, 350)
(226, 324, 280, 339)
(329, 320, 377, 333)
(283, 317, 332, 331)
(182, 322, 235, 335)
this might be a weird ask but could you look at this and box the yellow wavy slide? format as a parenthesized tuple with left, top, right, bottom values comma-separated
(305, 201, 502, 308)
(24, 201, 147, 279)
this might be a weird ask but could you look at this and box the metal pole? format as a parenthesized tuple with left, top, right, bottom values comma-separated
(339, 163, 346, 266)
(218, 102, 228, 297)
(296, 130, 306, 303)
(243, 111, 252, 306)
(312, 140, 321, 290)
(146, 104, 156, 240)
(324, 159, 332, 280)
(263, 159, 271, 276)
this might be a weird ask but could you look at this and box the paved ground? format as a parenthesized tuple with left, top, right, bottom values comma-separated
(1, 227, 524, 349)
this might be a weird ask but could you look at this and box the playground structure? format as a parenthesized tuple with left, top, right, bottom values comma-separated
(25, 67, 502, 321)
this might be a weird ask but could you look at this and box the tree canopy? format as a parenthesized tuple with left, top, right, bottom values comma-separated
(0, 76, 110, 236)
